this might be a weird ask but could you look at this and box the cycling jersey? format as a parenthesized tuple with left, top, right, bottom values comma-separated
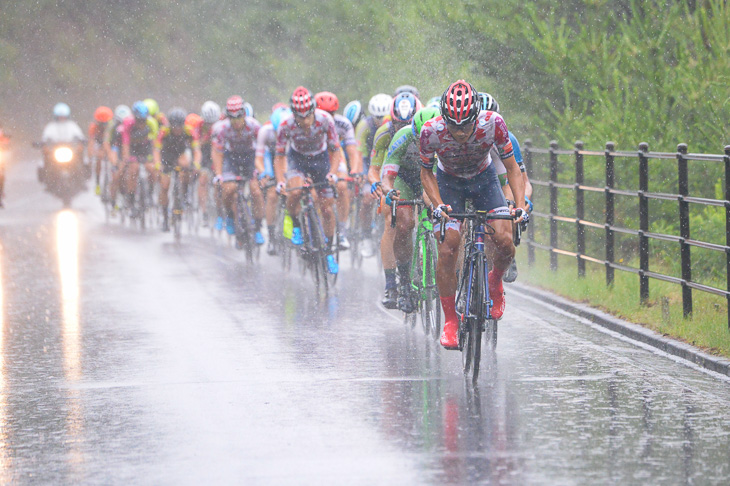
(381, 125, 424, 199)
(255, 122, 276, 158)
(156, 125, 199, 166)
(213, 117, 261, 154)
(88, 121, 107, 145)
(275, 109, 339, 157)
(491, 131, 526, 186)
(104, 120, 124, 151)
(333, 114, 357, 148)
(369, 121, 402, 173)
(355, 115, 382, 171)
(419, 111, 513, 179)
(121, 116, 159, 160)
(197, 122, 215, 169)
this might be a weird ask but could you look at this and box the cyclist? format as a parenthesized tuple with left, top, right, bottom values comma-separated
(88, 106, 113, 195)
(255, 105, 291, 254)
(154, 108, 201, 232)
(354, 93, 392, 257)
(212, 96, 264, 242)
(419, 80, 527, 349)
(274, 86, 342, 274)
(314, 91, 361, 250)
(380, 107, 440, 312)
(120, 101, 159, 215)
(367, 92, 421, 307)
(479, 92, 533, 283)
(105, 104, 131, 211)
(197, 101, 222, 228)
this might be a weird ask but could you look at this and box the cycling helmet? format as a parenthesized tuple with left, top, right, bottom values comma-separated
(411, 107, 441, 138)
(426, 96, 441, 110)
(290, 86, 315, 117)
(114, 104, 131, 122)
(270, 107, 292, 132)
(226, 95, 245, 118)
(390, 92, 420, 124)
(343, 100, 363, 126)
(143, 98, 159, 117)
(478, 92, 500, 113)
(243, 102, 254, 118)
(185, 112, 203, 128)
(314, 91, 339, 113)
(440, 80, 480, 126)
(53, 102, 71, 118)
(167, 107, 187, 127)
(394, 85, 420, 100)
(368, 93, 392, 118)
(94, 106, 113, 123)
(271, 102, 288, 112)
(200, 100, 221, 124)
(132, 101, 149, 120)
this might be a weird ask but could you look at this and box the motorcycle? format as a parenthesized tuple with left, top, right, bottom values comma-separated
(34, 141, 90, 207)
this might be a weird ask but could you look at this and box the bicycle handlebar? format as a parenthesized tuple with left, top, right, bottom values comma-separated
(389, 198, 423, 228)
(439, 209, 524, 244)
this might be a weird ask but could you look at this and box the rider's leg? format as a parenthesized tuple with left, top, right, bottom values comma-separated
(159, 172, 171, 210)
(249, 177, 265, 230)
(394, 206, 416, 279)
(265, 185, 278, 239)
(125, 161, 140, 197)
(198, 170, 209, 212)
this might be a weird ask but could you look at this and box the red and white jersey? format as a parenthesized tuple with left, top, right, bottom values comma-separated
(212, 117, 261, 154)
(275, 109, 340, 157)
(255, 122, 277, 157)
(419, 111, 513, 179)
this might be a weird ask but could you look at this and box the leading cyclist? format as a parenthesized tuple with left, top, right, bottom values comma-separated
(419, 80, 527, 349)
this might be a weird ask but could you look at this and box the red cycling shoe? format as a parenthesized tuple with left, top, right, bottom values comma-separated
(440, 319, 460, 350)
(488, 270, 505, 320)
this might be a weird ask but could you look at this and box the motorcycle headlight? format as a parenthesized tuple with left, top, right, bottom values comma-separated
(54, 147, 74, 164)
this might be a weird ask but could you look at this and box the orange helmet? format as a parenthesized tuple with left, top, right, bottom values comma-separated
(185, 112, 203, 128)
(271, 102, 288, 112)
(314, 91, 339, 113)
(94, 106, 114, 123)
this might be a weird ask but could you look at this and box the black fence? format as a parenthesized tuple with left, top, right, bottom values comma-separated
(523, 141, 730, 328)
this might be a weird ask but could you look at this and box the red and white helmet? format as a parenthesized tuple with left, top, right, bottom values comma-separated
(290, 86, 315, 116)
(226, 95, 245, 118)
(440, 80, 480, 126)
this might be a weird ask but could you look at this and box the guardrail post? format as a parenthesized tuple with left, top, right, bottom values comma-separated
(677, 143, 692, 318)
(575, 141, 585, 277)
(525, 139, 535, 266)
(638, 142, 650, 303)
(605, 142, 615, 286)
(724, 145, 730, 329)
(550, 141, 559, 271)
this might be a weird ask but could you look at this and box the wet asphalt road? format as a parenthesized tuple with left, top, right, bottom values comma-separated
(1, 159, 730, 485)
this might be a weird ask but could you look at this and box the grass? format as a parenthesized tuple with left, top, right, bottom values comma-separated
(517, 250, 730, 358)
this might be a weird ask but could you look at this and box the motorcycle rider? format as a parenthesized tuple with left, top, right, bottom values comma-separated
(40, 103, 86, 179)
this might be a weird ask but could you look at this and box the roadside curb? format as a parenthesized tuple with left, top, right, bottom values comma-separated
(511, 282, 730, 378)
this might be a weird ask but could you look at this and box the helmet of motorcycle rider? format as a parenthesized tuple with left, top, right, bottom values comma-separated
(53, 103, 71, 118)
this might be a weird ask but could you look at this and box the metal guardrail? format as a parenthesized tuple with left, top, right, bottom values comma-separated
(523, 140, 730, 328)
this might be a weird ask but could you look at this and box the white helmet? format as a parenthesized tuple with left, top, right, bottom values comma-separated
(114, 104, 131, 122)
(368, 93, 393, 118)
(201, 101, 221, 124)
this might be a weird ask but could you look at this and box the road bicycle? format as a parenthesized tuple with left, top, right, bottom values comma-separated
(388, 198, 441, 336)
(288, 180, 339, 294)
(439, 208, 523, 383)
(230, 176, 260, 263)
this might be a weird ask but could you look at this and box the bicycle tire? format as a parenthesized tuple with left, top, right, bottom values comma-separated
(235, 191, 254, 263)
(172, 174, 182, 242)
(470, 254, 487, 383)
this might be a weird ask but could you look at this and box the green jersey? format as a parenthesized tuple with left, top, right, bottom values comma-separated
(381, 125, 424, 199)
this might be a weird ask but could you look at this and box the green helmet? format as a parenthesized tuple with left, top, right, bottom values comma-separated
(412, 107, 441, 137)
(143, 98, 159, 117)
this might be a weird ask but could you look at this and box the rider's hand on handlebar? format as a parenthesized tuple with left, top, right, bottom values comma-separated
(276, 181, 287, 195)
(512, 206, 529, 225)
(385, 189, 399, 206)
(433, 204, 451, 220)
(326, 172, 338, 184)
(213, 174, 223, 185)
(370, 181, 383, 199)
